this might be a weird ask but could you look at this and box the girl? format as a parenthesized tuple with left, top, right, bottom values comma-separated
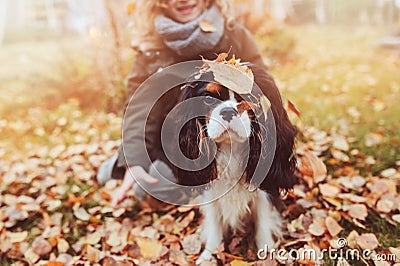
(97, 0, 268, 206)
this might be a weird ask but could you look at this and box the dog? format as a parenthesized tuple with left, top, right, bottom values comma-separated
(171, 64, 298, 264)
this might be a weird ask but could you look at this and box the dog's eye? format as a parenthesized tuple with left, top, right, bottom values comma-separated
(203, 95, 217, 106)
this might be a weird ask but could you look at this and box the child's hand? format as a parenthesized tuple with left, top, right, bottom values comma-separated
(111, 166, 158, 207)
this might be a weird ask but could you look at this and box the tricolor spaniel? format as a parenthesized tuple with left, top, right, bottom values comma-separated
(172, 65, 297, 264)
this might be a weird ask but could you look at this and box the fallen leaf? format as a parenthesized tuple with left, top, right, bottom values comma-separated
(73, 207, 90, 221)
(199, 19, 216, 32)
(57, 238, 69, 253)
(43, 261, 65, 266)
(136, 238, 162, 259)
(8, 231, 28, 243)
(32, 237, 52, 256)
(288, 99, 301, 117)
(347, 230, 360, 249)
(298, 150, 327, 182)
(308, 217, 326, 236)
(356, 233, 379, 250)
(319, 183, 340, 198)
(388, 247, 400, 262)
(86, 245, 101, 263)
(348, 204, 368, 220)
(24, 248, 40, 264)
(86, 232, 102, 245)
(333, 134, 349, 151)
(381, 168, 397, 178)
(325, 217, 343, 237)
(181, 234, 201, 255)
(230, 260, 253, 266)
(376, 199, 394, 213)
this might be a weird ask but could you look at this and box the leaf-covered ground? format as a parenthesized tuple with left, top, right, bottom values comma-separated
(1, 26, 400, 265)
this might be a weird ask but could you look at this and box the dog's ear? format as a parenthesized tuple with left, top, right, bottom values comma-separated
(247, 66, 298, 196)
(171, 83, 217, 186)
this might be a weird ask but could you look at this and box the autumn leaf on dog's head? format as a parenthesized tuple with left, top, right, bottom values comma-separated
(200, 19, 217, 32)
(204, 61, 254, 94)
(237, 101, 258, 115)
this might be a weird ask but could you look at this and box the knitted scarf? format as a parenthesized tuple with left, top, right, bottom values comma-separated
(154, 5, 225, 57)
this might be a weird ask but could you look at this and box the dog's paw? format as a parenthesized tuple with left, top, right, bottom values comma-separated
(196, 250, 213, 265)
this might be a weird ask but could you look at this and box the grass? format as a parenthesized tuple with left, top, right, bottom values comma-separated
(267, 26, 400, 173)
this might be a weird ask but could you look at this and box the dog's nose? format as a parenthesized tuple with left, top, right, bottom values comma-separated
(220, 107, 238, 122)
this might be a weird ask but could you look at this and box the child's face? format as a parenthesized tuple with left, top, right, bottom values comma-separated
(163, 0, 208, 23)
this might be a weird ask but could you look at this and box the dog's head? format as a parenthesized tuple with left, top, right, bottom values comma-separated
(171, 65, 298, 196)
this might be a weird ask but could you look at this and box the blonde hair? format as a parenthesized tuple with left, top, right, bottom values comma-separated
(131, 0, 234, 40)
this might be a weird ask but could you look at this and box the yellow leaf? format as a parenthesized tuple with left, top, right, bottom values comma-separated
(230, 260, 253, 266)
(199, 19, 217, 32)
(136, 238, 162, 259)
(127, 3, 136, 15)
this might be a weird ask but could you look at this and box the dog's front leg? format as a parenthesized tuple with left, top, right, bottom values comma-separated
(253, 191, 282, 251)
(196, 203, 223, 265)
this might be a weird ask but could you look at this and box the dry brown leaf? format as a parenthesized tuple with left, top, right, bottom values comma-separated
(389, 247, 400, 262)
(347, 230, 360, 249)
(325, 216, 343, 237)
(298, 150, 327, 182)
(86, 245, 101, 263)
(199, 19, 217, 32)
(86, 232, 101, 245)
(319, 183, 340, 198)
(32, 237, 52, 256)
(348, 204, 368, 220)
(381, 168, 397, 178)
(169, 250, 188, 266)
(376, 199, 394, 213)
(73, 207, 90, 221)
(215, 52, 228, 62)
(57, 238, 69, 253)
(287, 99, 301, 117)
(356, 233, 379, 250)
(204, 59, 254, 95)
(136, 238, 162, 259)
(178, 210, 195, 229)
(181, 234, 201, 255)
(332, 134, 350, 151)
(8, 231, 28, 243)
(24, 248, 40, 264)
(308, 217, 326, 236)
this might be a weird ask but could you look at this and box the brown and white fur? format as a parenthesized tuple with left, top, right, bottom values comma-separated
(171, 65, 297, 264)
